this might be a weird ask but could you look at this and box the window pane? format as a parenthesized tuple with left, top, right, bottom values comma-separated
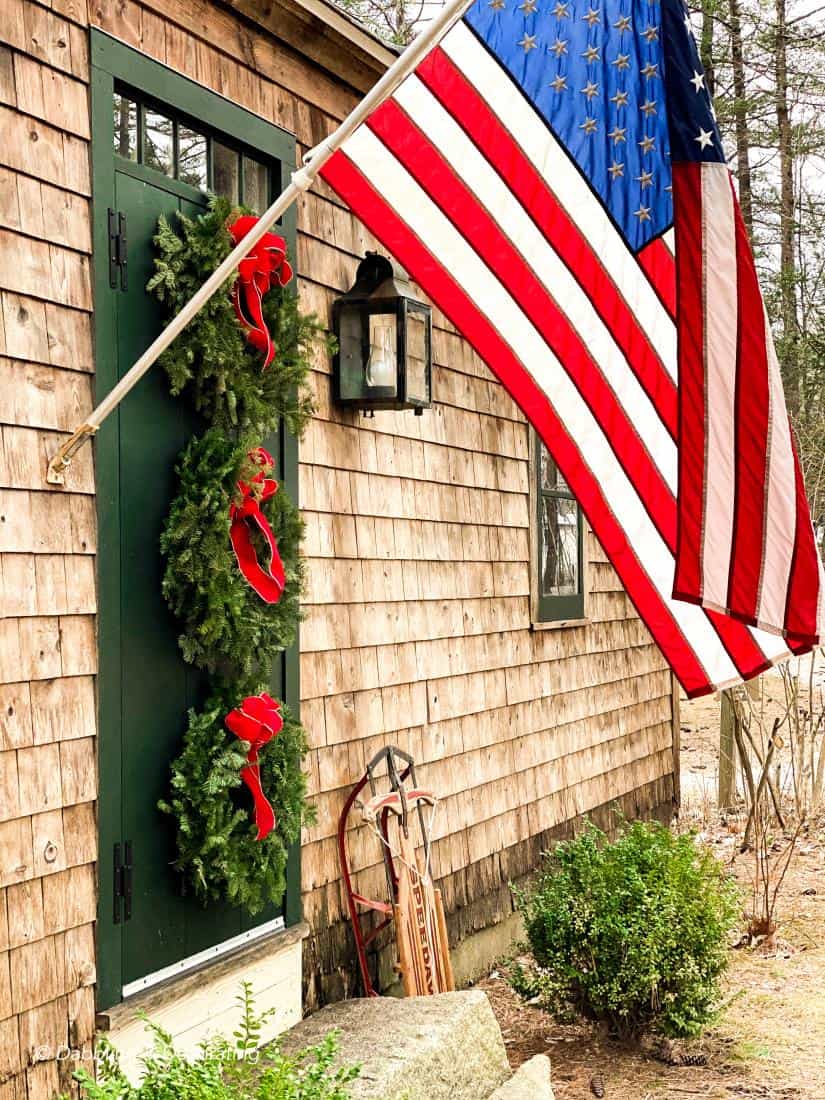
(213, 141, 239, 204)
(242, 155, 269, 213)
(405, 308, 429, 403)
(177, 124, 207, 189)
(142, 107, 174, 176)
(541, 495, 580, 597)
(113, 94, 137, 160)
(540, 442, 570, 493)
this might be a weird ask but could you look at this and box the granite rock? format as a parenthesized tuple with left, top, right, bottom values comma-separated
(278, 990, 511, 1099)
(488, 1055, 554, 1099)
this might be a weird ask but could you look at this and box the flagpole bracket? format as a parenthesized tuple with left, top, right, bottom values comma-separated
(290, 165, 316, 192)
(46, 424, 99, 486)
(293, 140, 334, 191)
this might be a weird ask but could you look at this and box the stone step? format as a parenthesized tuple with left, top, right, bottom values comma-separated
(487, 1055, 554, 1099)
(278, 990, 512, 1100)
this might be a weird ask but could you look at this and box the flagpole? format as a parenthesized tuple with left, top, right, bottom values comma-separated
(46, 0, 475, 486)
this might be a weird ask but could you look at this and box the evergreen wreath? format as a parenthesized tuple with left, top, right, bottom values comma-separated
(158, 687, 310, 914)
(147, 195, 317, 439)
(160, 428, 304, 679)
(148, 196, 322, 910)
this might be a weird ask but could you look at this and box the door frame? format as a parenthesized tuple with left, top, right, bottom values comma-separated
(90, 28, 301, 1010)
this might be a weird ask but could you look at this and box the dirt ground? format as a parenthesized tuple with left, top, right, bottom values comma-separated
(479, 663, 825, 1099)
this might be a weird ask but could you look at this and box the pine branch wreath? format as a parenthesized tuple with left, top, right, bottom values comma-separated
(161, 428, 304, 678)
(159, 687, 312, 913)
(147, 195, 320, 439)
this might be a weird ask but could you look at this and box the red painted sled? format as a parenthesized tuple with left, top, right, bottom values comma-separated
(338, 745, 455, 998)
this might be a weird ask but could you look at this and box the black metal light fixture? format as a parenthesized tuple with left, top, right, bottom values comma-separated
(332, 252, 432, 415)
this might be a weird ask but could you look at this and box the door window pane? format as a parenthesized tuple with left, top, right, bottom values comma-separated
(178, 124, 208, 190)
(213, 141, 240, 204)
(242, 155, 269, 212)
(113, 94, 137, 160)
(541, 495, 580, 597)
(112, 91, 276, 209)
(142, 107, 174, 176)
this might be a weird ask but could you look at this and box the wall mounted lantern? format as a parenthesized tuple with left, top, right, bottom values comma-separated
(332, 252, 432, 415)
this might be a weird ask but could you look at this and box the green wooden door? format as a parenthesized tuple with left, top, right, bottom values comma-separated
(92, 31, 300, 1008)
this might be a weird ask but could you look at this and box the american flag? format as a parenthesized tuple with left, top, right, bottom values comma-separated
(318, 0, 824, 696)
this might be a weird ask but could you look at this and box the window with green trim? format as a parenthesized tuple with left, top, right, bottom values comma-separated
(536, 435, 585, 622)
(113, 90, 273, 211)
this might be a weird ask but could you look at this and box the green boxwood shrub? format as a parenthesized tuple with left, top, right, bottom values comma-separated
(513, 820, 740, 1038)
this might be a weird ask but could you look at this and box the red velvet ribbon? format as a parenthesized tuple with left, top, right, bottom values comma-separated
(225, 692, 283, 841)
(229, 447, 286, 604)
(228, 215, 293, 369)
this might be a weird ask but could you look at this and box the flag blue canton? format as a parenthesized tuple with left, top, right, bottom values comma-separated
(659, 0, 725, 164)
(464, 0, 724, 252)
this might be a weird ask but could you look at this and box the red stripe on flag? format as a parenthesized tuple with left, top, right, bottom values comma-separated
(320, 149, 716, 696)
(637, 238, 677, 320)
(672, 163, 706, 606)
(726, 184, 771, 620)
(417, 47, 679, 440)
(333, 133, 777, 684)
(705, 613, 773, 680)
(784, 438, 821, 644)
(367, 99, 676, 547)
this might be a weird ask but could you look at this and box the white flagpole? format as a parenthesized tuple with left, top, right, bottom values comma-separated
(46, 0, 475, 485)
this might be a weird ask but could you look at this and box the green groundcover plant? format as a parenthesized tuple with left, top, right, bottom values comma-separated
(513, 819, 740, 1038)
(70, 984, 359, 1100)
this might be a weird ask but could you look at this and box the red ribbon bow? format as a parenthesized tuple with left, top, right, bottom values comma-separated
(225, 692, 283, 841)
(229, 447, 286, 604)
(228, 215, 293, 369)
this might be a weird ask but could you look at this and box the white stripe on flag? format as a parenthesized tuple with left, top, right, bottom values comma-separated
(759, 314, 797, 630)
(440, 21, 677, 376)
(343, 124, 741, 688)
(392, 75, 677, 489)
(663, 228, 675, 255)
(700, 163, 739, 610)
(749, 624, 793, 664)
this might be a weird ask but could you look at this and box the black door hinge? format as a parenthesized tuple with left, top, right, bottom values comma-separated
(108, 208, 128, 291)
(113, 841, 133, 924)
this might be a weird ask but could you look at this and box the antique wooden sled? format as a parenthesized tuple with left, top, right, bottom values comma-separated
(338, 745, 455, 998)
